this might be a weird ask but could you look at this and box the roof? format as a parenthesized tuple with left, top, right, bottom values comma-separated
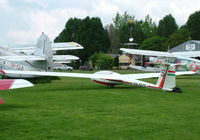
(169, 40, 200, 52)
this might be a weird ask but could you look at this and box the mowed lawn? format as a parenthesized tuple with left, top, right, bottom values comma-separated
(0, 71, 200, 140)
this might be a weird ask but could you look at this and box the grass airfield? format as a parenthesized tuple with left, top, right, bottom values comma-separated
(0, 70, 200, 140)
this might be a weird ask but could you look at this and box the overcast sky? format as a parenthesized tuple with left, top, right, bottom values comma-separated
(0, 0, 199, 44)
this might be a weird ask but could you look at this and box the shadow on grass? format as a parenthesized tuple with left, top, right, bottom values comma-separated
(0, 104, 28, 111)
(39, 84, 142, 93)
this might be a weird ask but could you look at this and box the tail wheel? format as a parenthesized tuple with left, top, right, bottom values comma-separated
(172, 87, 182, 93)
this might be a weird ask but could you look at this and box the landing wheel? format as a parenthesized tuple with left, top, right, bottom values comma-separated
(172, 87, 182, 93)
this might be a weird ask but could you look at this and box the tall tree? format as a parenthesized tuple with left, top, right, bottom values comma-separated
(133, 20, 146, 44)
(158, 14, 178, 37)
(141, 15, 158, 38)
(166, 25, 189, 49)
(54, 17, 110, 64)
(187, 10, 200, 40)
(113, 12, 135, 44)
(105, 24, 120, 53)
(140, 36, 167, 51)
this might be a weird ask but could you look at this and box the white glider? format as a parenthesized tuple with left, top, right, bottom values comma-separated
(1, 65, 195, 92)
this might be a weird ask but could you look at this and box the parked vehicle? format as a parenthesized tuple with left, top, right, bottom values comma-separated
(53, 64, 73, 71)
(79, 65, 93, 71)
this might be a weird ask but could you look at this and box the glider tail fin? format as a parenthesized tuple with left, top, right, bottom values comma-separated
(156, 65, 180, 92)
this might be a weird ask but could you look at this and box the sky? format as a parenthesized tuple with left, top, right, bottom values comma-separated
(0, 0, 199, 44)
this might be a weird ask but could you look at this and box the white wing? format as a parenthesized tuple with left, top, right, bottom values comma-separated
(53, 55, 79, 61)
(0, 55, 45, 61)
(123, 71, 195, 80)
(120, 48, 200, 58)
(2, 70, 94, 78)
(0, 79, 33, 90)
(120, 48, 175, 57)
(51, 42, 84, 51)
(13, 42, 83, 53)
(2, 70, 195, 81)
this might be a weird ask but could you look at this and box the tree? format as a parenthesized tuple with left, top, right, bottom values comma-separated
(166, 25, 189, 49)
(113, 56, 119, 67)
(187, 10, 200, 40)
(133, 21, 146, 44)
(54, 17, 110, 64)
(141, 15, 158, 38)
(140, 36, 167, 51)
(158, 14, 178, 37)
(113, 12, 135, 44)
(105, 24, 120, 53)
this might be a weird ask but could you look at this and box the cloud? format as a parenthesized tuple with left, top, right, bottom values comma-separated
(21, 0, 48, 9)
(6, 8, 88, 44)
(0, 0, 13, 12)
(91, 1, 119, 16)
(90, 1, 119, 24)
(2, 0, 200, 44)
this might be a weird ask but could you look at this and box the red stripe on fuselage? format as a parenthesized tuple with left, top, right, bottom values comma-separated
(167, 71, 175, 73)
(0, 79, 14, 90)
(93, 80, 117, 85)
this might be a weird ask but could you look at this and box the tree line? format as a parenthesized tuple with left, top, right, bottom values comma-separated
(54, 10, 200, 66)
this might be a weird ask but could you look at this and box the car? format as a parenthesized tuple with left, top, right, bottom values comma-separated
(79, 65, 93, 71)
(53, 64, 73, 71)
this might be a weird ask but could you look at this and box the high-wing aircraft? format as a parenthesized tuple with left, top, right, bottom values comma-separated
(1, 65, 195, 93)
(120, 48, 200, 73)
(0, 33, 83, 78)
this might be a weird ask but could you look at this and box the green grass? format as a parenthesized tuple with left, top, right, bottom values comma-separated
(0, 71, 200, 140)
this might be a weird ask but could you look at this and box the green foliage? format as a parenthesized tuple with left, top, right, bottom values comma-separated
(55, 17, 110, 63)
(140, 36, 167, 51)
(112, 13, 158, 46)
(141, 15, 158, 38)
(68, 60, 80, 69)
(166, 26, 189, 49)
(158, 14, 178, 37)
(90, 53, 114, 69)
(114, 56, 119, 67)
(89, 52, 99, 68)
(113, 12, 135, 44)
(133, 21, 147, 44)
(105, 24, 120, 53)
(187, 10, 200, 40)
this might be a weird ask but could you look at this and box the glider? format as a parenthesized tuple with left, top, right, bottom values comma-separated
(1, 65, 195, 93)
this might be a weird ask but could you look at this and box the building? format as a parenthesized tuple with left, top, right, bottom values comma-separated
(118, 54, 135, 69)
(169, 40, 200, 53)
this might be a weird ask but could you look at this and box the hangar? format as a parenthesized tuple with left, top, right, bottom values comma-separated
(169, 40, 200, 53)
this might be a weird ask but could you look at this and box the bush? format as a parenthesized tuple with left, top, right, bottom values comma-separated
(90, 53, 114, 69)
